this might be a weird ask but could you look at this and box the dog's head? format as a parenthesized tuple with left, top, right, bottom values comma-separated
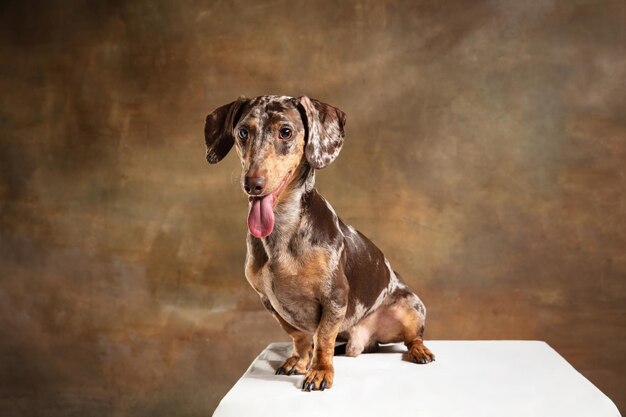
(204, 95, 346, 238)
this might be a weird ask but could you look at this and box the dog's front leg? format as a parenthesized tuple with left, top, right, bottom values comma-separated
(260, 297, 313, 375)
(273, 318, 312, 376)
(302, 292, 347, 391)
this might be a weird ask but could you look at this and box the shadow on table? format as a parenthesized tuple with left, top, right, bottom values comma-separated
(244, 342, 414, 390)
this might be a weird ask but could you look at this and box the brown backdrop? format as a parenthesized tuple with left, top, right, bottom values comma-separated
(1, 1, 624, 415)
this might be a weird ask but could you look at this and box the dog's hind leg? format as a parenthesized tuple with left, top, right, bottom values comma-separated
(396, 291, 435, 364)
(344, 319, 380, 357)
(371, 289, 435, 364)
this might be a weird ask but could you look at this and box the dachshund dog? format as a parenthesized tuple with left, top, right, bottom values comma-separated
(204, 95, 434, 392)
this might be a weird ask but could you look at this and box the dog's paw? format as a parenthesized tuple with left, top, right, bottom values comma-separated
(301, 365, 333, 391)
(407, 340, 435, 364)
(275, 355, 309, 376)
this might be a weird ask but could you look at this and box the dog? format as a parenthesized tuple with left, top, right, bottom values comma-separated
(204, 95, 434, 392)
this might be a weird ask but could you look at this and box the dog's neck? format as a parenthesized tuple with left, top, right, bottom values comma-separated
(262, 162, 315, 249)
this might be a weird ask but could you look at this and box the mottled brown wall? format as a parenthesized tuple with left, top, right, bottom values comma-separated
(1, 0, 624, 415)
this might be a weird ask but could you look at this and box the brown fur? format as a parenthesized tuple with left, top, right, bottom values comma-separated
(204, 95, 434, 391)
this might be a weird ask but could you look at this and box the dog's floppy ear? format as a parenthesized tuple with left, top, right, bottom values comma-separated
(297, 96, 346, 169)
(204, 97, 247, 164)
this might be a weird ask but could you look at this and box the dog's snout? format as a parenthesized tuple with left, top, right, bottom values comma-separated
(244, 176, 266, 195)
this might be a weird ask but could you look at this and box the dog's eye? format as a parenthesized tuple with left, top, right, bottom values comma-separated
(279, 128, 292, 140)
(238, 128, 249, 141)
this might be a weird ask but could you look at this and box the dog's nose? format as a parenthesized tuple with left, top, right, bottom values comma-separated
(243, 176, 266, 195)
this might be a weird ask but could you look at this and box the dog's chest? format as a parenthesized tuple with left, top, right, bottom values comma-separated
(245, 244, 333, 333)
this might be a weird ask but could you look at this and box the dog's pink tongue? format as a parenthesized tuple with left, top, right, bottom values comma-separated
(247, 194, 275, 238)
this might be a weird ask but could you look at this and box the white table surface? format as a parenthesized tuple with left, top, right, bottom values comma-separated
(213, 341, 621, 417)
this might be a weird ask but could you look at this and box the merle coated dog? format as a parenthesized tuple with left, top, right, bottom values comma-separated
(204, 95, 434, 391)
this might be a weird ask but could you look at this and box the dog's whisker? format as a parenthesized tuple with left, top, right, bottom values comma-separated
(229, 169, 241, 185)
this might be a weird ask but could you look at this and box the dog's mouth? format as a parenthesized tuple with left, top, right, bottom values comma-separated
(247, 171, 292, 238)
